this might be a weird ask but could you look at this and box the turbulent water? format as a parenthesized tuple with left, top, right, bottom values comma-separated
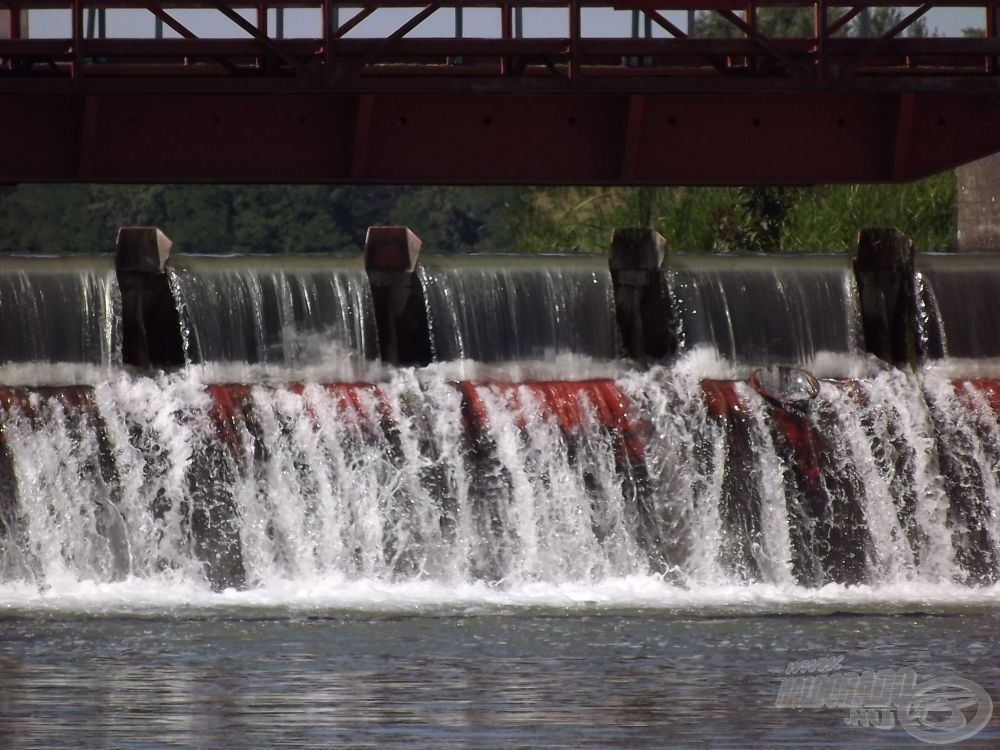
(1, 254, 999, 619)
(0, 353, 998, 615)
(3, 254, 998, 750)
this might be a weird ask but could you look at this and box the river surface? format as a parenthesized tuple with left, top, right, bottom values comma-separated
(2, 593, 998, 749)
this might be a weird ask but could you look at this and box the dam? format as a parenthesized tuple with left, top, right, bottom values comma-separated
(2, 226, 1000, 596)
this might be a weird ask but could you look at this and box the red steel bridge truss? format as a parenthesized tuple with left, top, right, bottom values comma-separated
(2, 1, 1000, 184)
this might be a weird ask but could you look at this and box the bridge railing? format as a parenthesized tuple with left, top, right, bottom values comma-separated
(1, 1, 1000, 92)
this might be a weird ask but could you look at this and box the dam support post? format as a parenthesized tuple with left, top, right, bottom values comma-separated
(115, 226, 185, 369)
(609, 227, 672, 362)
(364, 226, 431, 366)
(852, 227, 919, 368)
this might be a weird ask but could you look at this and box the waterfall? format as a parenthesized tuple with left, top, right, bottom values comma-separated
(167, 256, 378, 377)
(665, 255, 862, 366)
(916, 254, 1000, 359)
(0, 256, 121, 372)
(1, 251, 1000, 604)
(2, 362, 998, 592)
(418, 256, 621, 362)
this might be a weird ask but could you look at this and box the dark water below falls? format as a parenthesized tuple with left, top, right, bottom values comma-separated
(1, 253, 999, 747)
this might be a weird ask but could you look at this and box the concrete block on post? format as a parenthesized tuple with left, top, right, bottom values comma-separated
(609, 227, 672, 362)
(115, 226, 185, 370)
(852, 227, 918, 368)
(364, 226, 431, 366)
(115, 226, 172, 272)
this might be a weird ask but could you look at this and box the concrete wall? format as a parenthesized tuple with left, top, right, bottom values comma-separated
(957, 152, 1000, 252)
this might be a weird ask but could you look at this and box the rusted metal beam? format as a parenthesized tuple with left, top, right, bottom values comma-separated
(843, 3, 934, 73)
(4, 91, 1000, 184)
(643, 8, 687, 38)
(211, 1, 305, 73)
(3, 2, 1000, 186)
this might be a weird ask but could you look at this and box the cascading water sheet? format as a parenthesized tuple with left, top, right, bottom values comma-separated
(665, 254, 863, 367)
(1, 362, 999, 602)
(0, 256, 121, 370)
(167, 255, 378, 378)
(418, 255, 621, 363)
(917, 253, 1000, 359)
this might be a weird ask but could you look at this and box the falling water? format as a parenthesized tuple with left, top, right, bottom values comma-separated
(0, 253, 998, 614)
(917, 254, 1000, 359)
(0, 256, 121, 370)
(418, 256, 621, 362)
(665, 255, 862, 367)
(1, 357, 998, 597)
(167, 256, 378, 377)
(3, 252, 999, 750)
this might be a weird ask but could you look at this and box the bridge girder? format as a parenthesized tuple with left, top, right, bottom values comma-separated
(3, 1, 1000, 184)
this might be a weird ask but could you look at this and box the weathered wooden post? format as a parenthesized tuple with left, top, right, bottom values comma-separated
(115, 226, 185, 369)
(364, 226, 432, 366)
(852, 227, 918, 368)
(609, 227, 672, 362)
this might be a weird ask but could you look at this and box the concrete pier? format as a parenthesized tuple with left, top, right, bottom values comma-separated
(609, 228, 672, 362)
(364, 226, 432, 366)
(115, 226, 185, 369)
(852, 227, 918, 367)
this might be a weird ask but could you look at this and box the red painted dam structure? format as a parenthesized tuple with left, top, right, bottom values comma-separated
(3, 1, 1000, 184)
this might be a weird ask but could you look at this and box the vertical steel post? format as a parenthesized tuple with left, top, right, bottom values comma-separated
(987, 2, 998, 74)
(257, 3, 267, 36)
(71, 0, 82, 77)
(501, 2, 511, 74)
(814, 0, 827, 84)
(569, 0, 580, 79)
(322, 0, 331, 74)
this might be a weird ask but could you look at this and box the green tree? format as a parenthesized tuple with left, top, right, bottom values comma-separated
(711, 187, 795, 253)
(388, 186, 522, 253)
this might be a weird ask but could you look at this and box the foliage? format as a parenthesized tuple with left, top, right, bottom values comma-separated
(692, 6, 929, 39)
(781, 172, 956, 252)
(0, 173, 957, 256)
(0, 184, 518, 255)
(503, 174, 955, 254)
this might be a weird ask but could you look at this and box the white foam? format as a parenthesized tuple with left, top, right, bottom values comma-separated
(0, 362, 122, 387)
(417, 354, 627, 383)
(2, 576, 997, 618)
(921, 357, 1000, 380)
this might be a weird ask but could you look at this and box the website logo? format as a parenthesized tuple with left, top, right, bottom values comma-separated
(776, 657, 992, 744)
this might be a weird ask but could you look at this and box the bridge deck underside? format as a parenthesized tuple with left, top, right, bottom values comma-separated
(3, 2, 1000, 184)
(4, 91, 1000, 184)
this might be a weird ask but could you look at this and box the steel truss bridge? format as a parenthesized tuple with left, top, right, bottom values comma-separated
(2, 1, 1000, 184)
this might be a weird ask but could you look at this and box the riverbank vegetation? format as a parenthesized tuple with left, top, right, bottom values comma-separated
(0, 172, 956, 255)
